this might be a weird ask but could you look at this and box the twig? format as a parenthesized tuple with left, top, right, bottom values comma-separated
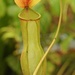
(33, 0, 62, 75)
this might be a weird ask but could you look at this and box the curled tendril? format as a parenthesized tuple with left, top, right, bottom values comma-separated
(33, 0, 62, 75)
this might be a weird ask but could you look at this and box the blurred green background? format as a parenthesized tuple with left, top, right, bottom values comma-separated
(0, 0, 75, 75)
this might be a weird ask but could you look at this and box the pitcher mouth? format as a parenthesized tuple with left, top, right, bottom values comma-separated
(18, 8, 41, 21)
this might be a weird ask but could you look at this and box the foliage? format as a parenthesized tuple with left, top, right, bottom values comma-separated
(0, 0, 75, 75)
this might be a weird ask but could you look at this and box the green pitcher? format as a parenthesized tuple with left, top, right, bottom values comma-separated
(19, 8, 46, 75)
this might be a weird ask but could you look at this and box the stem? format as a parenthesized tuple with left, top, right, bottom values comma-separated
(33, 0, 62, 75)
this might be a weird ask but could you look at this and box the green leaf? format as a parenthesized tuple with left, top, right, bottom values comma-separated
(7, 5, 21, 17)
(62, 0, 70, 22)
(60, 36, 73, 53)
(0, 0, 6, 18)
(47, 61, 55, 74)
(48, 0, 60, 16)
(0, 62, 6, 75)
(48, 53, 61, 65)
(70, 0, 75, 13)
(6, 55, 21, 74)
(40, 12, 51, 33)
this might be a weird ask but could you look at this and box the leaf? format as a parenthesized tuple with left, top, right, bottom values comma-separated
(7, 5, 21, 17)
(47, 61, 55, 74)
(62, 0, 70, 22)
(70, 0, 75, 13)
(48, 53, 61, 65)
(60, 36, 73, 53)
(0, 0, 6, 18)
(40, 12, 51, 33)
(48, 0, 60, 16)
(6, 55, 21, 74)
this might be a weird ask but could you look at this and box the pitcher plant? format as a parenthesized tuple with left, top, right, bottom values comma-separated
(14, 0, 62, 75)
